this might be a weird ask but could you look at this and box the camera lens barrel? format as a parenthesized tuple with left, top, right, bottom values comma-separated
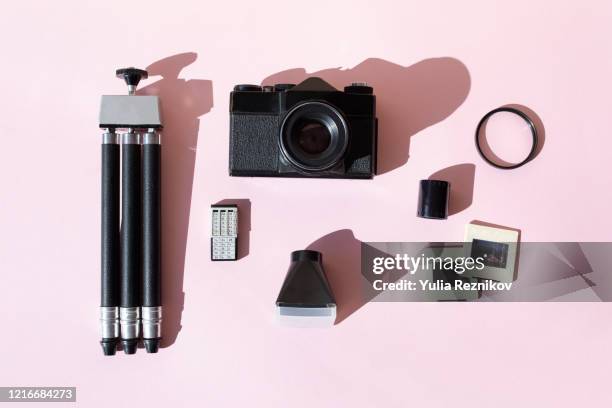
(279, 101, 349, 172)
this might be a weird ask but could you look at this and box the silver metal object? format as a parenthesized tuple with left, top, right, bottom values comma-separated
(119, 306, 141, 340)
(141, 306, 162, 339)
(211, 205, 238, 261)
(100, 307, 120, 339)
(102, 130, 118, 144)
(143, 130, 160, 145)
(99, 95, 161, 129)
(121, 129, 141, 145)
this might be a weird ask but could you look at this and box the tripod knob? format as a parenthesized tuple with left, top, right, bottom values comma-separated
(116, 68, 148, 93)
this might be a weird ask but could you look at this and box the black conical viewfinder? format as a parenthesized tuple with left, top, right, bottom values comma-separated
(116, 67, 148, 87)
(276, 250, 336, 308)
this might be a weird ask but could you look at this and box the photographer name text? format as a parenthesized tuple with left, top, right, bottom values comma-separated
(372, 279, 512, 292)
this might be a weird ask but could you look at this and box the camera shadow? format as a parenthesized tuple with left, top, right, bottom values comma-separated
(138, 52, 213, 347)
(262, 57, 471, 174)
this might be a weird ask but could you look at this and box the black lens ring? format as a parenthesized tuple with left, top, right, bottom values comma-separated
(475, 107, 538, 170)
(279, 101, 349, 172)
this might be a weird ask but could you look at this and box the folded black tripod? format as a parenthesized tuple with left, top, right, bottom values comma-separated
(98, 68, 162, 355)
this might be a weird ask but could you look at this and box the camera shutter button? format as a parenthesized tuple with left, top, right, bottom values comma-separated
(234, 84, 262, 92)
(274, 83, 295, 91)
(344, 83, 373, 94)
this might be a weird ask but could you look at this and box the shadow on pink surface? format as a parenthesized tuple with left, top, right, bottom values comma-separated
(468, 222, 599, 301)
(139, 52, 213, 347)
(306, 229, 378, 324)
(263, 57, 471, 174)
(505, 104, 546, 159)
(306, 229, 606, 316)
(429, 163, 476, 216)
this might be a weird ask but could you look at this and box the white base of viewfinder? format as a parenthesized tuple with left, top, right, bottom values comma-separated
(275, 305, 336, 328)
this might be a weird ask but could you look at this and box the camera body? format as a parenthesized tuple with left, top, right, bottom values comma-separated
(229, 77, 377, 178)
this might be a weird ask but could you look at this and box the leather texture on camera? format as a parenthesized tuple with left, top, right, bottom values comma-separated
(229, 114, 280, 176)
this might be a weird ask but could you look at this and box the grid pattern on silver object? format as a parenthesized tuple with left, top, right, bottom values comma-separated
(211, 207, 238, 260)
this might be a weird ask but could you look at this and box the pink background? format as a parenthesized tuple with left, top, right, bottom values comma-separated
(1, 0, 612, 406)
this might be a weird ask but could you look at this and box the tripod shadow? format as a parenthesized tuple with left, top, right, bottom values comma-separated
(139, 52, 213, 347)
(262, 57, 471, 174)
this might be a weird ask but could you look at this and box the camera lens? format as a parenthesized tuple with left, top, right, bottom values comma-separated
(293, 119, 331, 155)
(280, 102, 349, 172)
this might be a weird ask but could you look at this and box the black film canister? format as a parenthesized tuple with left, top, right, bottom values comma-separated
(417, 179, 450, 220)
